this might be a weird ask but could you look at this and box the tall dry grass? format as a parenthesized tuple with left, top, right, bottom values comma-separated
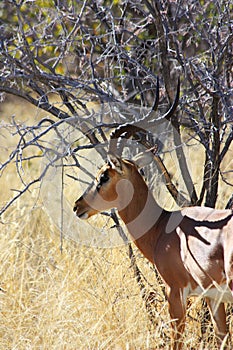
(0, 96, 232, 349)
(0, 203, 215, 350)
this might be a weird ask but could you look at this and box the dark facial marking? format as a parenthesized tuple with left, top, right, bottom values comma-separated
(97, 170, 109, 191)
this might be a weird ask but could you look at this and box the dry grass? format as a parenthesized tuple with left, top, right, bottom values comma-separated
(0, 203, 171, 349)
(0, 205, 210, 350)
(0, 95, 232, 349)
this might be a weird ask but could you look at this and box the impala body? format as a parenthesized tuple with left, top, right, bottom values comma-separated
(74, 154, 233, 349)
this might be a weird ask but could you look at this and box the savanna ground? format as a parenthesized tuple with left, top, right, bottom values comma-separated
(0, 96, 232, 349)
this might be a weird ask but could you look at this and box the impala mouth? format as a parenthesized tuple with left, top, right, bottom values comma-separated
(73, 204, 89, 219)
(77, 212, 89, 220)
(74, 209, 89, 220)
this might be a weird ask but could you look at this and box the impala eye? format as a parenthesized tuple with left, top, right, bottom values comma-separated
(97, 171, 109, 190)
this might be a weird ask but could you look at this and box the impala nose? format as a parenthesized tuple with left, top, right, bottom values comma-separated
(73, 196, 83, 212)
(73, 199, 90, 220)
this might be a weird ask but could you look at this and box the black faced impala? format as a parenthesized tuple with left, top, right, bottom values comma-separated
(73, 85, 233, 349)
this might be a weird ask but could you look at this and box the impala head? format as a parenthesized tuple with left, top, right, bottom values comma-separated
(73, 78, 180, 220)
(73, 153, 150, 219)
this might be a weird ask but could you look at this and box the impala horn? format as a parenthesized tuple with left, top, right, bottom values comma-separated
(108, 78, 180, 159)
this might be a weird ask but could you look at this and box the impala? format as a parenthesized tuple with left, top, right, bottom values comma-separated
(73, 90, 233, 349)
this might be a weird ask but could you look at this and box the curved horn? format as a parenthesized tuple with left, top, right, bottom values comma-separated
(108, 77, 160, 156)
(108, 124, 153, 157)
(107, 79, 188, 206)
(153, 76, 160, 112)
(162, 78, 180, 120)
(108, 79, 179, 155)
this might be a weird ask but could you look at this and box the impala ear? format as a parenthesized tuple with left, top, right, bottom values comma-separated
(107, 154, 123, 173)
(132, 150, 154, 169)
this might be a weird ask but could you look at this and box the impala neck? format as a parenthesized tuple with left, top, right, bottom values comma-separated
(118, 177, 168, 263)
